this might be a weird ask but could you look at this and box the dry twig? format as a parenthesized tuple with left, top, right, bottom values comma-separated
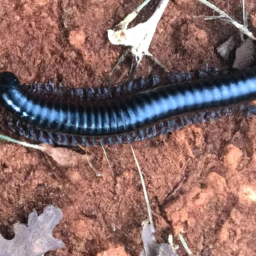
(130, 145, 154, 231)
(197, 0, 256, 40)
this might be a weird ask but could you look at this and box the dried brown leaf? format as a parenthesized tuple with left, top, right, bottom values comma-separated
(42, 144, 90, 167)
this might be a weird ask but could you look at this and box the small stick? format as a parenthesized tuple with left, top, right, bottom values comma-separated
(197, 0, 256, 40)
(179, 233, 192, 255)
(130, 145, 155, 231)
(136, 0, 152, 13)
(115, 0, 152, 31)
(110, 49, 130, 75)
(0, 134, 45, 151)
(242, 0, 247, 28)
(202, 15, 226, 20)
(101, 145, 114, 177)
(241, 0, 248, 41)
(78, 144, 102, 177)
(147, 51, 169, 72)
(168, 235, 179, 250)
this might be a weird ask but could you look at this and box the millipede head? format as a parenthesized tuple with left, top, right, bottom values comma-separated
(0, 72, 20, 87)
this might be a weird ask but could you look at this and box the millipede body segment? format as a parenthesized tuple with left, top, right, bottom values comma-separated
(0, 68, 256, 146)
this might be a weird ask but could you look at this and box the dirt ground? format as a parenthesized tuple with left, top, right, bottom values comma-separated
(0, 0, 256, 255)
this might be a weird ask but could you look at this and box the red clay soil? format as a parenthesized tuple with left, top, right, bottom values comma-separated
(0, 0, 256, 255)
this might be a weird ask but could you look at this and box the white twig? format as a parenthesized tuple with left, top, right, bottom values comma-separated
(0, 134, 45, 151)
(168, 235, 179, 250)
(197, 0, 256, 40)
(203, 14, 226, 20)
(86, 151, 102, 177)
(78, 145, 102, 176)
(101, 145, 114, 177)
(130, 145, 155, 231)
(242, 0, 248, 28)
(116, 0, 152, 31)
(147, 51, 169, 72)
(179, 233, 192, 255)
(137, 0, 152, 13)
(241, 0, 249, 41)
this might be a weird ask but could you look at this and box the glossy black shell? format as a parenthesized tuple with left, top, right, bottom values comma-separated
(0, 68, 256, 145)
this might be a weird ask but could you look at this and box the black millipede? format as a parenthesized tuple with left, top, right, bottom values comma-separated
(0, 68, 256, 146)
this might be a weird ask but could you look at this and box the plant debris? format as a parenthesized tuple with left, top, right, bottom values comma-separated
(0, 205, 64, 256)
(108, 0, 169, 72)
(140, 221, 178, 256)
(197, 0, 256, 40)
(233, 38, 256, 69)
(216, 37, 236, 61)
